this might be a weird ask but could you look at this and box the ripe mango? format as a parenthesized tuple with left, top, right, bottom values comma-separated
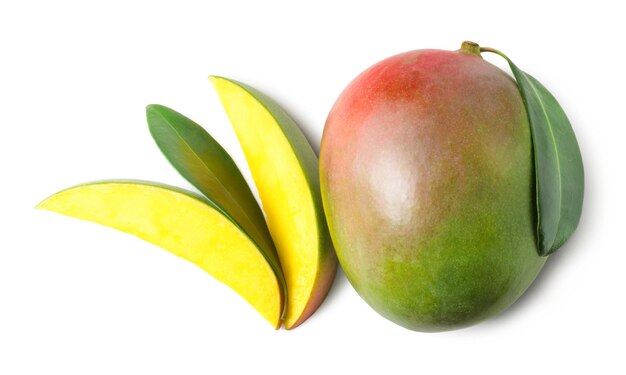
(320, 44, 546, 331)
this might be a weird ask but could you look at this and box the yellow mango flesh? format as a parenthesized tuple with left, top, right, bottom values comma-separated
(37, 181, 282, 328)
(210, 77, 321, 328)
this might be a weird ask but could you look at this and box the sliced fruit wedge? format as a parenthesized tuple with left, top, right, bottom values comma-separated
(210, 76, 337, 329)
(36, 181, 283, 328)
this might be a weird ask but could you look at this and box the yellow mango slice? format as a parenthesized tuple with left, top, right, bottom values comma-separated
(37, 181, 283, 328)
(210, 77, 337, 329)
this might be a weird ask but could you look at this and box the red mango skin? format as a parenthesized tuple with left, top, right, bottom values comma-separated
(320, 47, 546, 332)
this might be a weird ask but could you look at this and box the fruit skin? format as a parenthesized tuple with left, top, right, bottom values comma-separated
(320, 47, 546, 331)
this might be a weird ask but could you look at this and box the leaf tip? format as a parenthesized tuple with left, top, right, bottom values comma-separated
(146, 103, 166, 115)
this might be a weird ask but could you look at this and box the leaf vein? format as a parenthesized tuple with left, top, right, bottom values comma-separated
(523, 74, 564, 247)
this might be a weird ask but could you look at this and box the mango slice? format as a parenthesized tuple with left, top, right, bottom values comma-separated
(210, 76, 337, 329)
(37, 181, 283, 328)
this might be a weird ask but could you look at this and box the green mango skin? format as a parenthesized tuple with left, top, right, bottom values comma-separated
(320, 48, 546, 332)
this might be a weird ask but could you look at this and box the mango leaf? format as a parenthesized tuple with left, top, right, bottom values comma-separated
(145, 104, 284, 274)
(481, 47, 584, 256)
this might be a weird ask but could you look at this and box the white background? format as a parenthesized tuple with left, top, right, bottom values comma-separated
(1, 1, 624, 373)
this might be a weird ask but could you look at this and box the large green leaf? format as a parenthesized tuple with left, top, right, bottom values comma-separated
(145, 104, 284, 274)
(481, 47, 584, 256)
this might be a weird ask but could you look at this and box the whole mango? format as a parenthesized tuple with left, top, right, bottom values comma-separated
(320, 42, 546, 332)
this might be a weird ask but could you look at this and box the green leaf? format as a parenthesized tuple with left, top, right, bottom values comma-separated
(145, 104, 284, 274)
(481, 48, 584, 256)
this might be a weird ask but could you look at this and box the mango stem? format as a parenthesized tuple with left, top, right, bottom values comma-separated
(460, 41, 481, 56)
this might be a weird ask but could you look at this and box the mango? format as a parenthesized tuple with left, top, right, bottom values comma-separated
(37, 181, 284, 328)
(319, 43, 546, 331)
(210, 76, 337, 329)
